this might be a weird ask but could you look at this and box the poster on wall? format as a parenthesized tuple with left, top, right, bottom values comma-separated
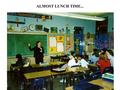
(56, 36, 64, 42)
(49, 47, 57, 53)
(49, 36, 57, 47)
(57, 42, 64, 52)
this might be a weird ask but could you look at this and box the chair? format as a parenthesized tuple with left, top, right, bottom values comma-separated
(60, 55, 69, 62)
(103, 66, 114, 74)
(30, 78, 45, 90)
(71, 65, 86, 85)
(88, 67, 102, 81)
(20, 66, 34, 73)
(73, 80, 103, 90)
(90, 70, 102, 80)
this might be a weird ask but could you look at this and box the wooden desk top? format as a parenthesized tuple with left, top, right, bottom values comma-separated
(66, 67, 89, 72)
(49, 61, 65, 65)
(24, 67, 89, 80)
(31, 61, 65, 68)
(89, 79, 113, 90)
(88, 64, 97, 67)
(24, 70, 52, 80)
(65, 79, 113, 90)
(24, 70, 71, 80)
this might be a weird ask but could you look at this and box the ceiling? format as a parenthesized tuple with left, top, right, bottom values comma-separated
(73, 13, 106, 16)
(40, 12, 106, 21)
(8, 12, 108, 21)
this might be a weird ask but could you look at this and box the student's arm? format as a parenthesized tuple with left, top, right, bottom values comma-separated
(96, 60, 101, 66)
(86, 61, 89, 65)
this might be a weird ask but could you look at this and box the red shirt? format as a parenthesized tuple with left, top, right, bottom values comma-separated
(96, 59, 111, 73)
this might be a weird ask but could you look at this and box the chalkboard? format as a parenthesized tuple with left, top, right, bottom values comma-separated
(7, 34, 47, 57)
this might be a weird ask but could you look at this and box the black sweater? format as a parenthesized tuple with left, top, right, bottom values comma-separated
(29, 46, 44, 58)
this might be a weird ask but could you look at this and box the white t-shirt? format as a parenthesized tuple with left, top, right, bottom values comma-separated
(89, 55, 99, 64)
(68, 58, 79, 67)
(107, 54, 114, 67)
(78, 59, 89, 68)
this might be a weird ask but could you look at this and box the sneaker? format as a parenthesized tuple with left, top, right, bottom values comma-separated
(75, 78, 77, 81)
(60, 79, 66, 83)
(42, 88, 46, 90)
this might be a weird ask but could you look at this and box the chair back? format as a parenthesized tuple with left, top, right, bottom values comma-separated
(103, 66, 113, 74)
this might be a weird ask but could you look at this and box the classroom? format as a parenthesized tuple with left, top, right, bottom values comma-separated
(7, 12, 114, 90)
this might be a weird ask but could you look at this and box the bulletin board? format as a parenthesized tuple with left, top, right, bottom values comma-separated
(49, 35, 64, 54)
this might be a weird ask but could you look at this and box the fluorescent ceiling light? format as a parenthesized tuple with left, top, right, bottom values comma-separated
(40, 12, 105, 21)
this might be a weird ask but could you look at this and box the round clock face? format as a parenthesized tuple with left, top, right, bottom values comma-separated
(29, 24, 35, 31)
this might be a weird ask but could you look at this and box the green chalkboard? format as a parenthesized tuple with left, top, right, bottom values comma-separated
(7, 34, 47, 57)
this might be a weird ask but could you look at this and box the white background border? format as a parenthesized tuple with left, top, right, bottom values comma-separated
(0, 0, 120, 90)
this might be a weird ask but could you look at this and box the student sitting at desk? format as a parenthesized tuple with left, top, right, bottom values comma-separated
(89, 49, 99, 64)
(96, 52, 111, 73)
(99, 48, 114, 67)
(60, 51, 78, 83)
(77, 55, 89, 68)
(68, 51, 79, 67)
(61, 51, 78, 69)
(10, 54, 24, 71)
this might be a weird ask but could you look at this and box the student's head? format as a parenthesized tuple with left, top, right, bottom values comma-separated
(93, 49, 98, 53)
(16, 54, 22, 61)
(101, 48, 107, 53)
(70, 51, 75, 56)
(84, 55, 89, 61)
(69, 55, 74, 60)
(93, 49, 99, 57)
(36, 41, 41, 48)
(76, 54, 83, 60)
(69, 51, 75, 59)
(99, 52, 107, 60)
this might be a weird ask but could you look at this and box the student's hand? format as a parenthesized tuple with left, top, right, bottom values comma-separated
(40, 48, 42, 52)
(28, 43, 31, 47)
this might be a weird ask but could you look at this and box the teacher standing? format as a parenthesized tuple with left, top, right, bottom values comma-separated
(28, 41, 44, 64)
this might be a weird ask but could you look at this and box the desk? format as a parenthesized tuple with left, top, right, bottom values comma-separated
(50, 55, 61, 61)
(24, 70, 52, 80)
(50, 55, 69, 62)
(88, 64, 97, 67)
(24, 67, 89, 80)
(88, 64, 98, 72)
(50, 61, 65, 66)
(89, 79, 113, 90)
(24, 70, 72, 90)
(31, 61, 65, 71)
(65, 79, 113, 90)
(24, 67, 89, 90)
(31, 61, 65, 68)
